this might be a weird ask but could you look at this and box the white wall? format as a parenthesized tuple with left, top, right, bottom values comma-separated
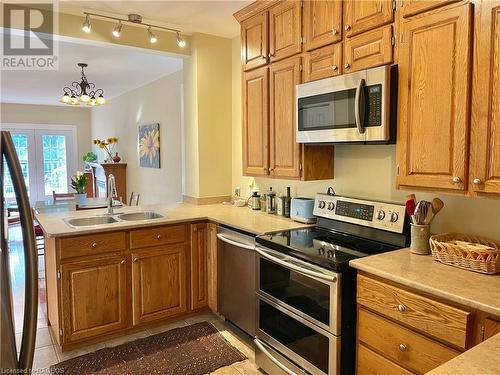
(91, 70, 183, 205)
(0, 103, 91, 169)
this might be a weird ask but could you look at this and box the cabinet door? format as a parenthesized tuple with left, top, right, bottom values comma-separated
(131, 245, 187, 325)
(484, 318, 500, 340)
(243, 66, 269, 176)
(470, 2, 500, 195)
(303, 0, 342, 51)
(401, 0, 460, 18)
(269, 1, 302, 62)
(303, 43, 342, 82)
(241, 11, 268, 71)
(344, 25, 393, 73)
(344, 0, 394, 37)
(60, 255, 128, 343)
(269, 56, 302, 179)
(191, 223, 208, 310)
(207, 223, 218, 312)
(396, 4, 472, 191)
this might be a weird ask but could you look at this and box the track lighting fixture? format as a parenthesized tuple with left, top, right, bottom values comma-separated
(80, 12, 187, 48)
(82, 14, 91, 33)
(112, 21, 122, 38)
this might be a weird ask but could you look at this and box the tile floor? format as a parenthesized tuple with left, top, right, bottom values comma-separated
(9, 224, 263, 374)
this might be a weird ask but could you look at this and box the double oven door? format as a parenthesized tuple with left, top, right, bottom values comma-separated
(255, 246, 341, 375)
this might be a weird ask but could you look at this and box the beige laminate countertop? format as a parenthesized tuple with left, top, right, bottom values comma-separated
(35, 202, 310, 237)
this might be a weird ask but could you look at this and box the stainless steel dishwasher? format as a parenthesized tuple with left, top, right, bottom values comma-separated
(217, 225, 256, 337)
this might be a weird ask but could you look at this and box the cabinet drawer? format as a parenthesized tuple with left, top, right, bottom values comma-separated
(357, 343, 414, 375)
(303, 43, 342, 82)
(344, 25, 393, 73)
(130, 224, 187, 249)
(357, 275, 470, 348)
(358, 308, 459, 373)
(59, 231, 126, 260)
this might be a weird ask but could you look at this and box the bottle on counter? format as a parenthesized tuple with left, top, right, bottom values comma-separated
(251, 191, 261, 210)
(267, 187, 276, 214)
(277, 192, 284, 216)
(260, 193, 267, 213)
(284, 187, 291, 218)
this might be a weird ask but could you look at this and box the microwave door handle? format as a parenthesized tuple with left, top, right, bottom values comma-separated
(355, 78, 366, 134)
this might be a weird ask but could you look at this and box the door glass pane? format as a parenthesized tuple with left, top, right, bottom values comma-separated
(2, 134, 30, 199)
(259, 258, 330, 325)
(41, 135, 68, 195)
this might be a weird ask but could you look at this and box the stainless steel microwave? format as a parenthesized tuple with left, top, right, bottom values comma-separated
(296, 65, 395, 143)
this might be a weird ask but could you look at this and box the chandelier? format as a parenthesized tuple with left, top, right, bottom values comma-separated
(60, 63, 107, 106)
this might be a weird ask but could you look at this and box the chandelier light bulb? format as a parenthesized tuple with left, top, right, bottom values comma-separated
(82, 14, 91, 33)
(80, 94, 90, 103)
(60, 94, 71, 103)
(70, 96, 79, 105)
(148, 27, 157, 44)
(96, 95, 106, 105)
(112, 21, 122, 38)
(176, 32, 186, 48)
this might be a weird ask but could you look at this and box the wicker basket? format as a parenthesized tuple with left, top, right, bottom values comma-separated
(430, 233, 500, 274)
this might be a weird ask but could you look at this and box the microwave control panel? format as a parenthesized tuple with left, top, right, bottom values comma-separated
(367, 84, 382, 126)
(314, 194, 406, 234)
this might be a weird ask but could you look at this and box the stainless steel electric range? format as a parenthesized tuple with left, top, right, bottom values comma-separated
(254, 193, 411, 375)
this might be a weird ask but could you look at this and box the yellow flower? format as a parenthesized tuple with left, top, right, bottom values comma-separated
(93, 139, 99, 145)
(113, 137, 118, 143)
(139, 129, 160, 164)
(99, 143, 105, 149)
(106, 137, 113, 144)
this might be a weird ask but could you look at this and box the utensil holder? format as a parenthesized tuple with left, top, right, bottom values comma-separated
(410, 224, 431, 255)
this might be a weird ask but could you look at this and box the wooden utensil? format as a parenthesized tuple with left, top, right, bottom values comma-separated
(431, 198, 444, 215)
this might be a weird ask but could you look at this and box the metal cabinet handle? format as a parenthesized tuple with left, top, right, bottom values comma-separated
(120, 260, 126, 265)
(91, 242, 98, 248)
(345, 24, 351, 31)
(473, 178, 482, 185)
(452, 176, 462, 183)
(332, 28, 338, 35)
(133, 257, 138, 262)
(399, 343, 407, 352)
(155, 234, 162, 240)
(397, 304, 406, 312)
(332, 65, 338, 71)
(344, 63, 350, 69)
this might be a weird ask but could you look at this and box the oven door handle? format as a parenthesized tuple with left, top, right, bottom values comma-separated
(355, 78, 366, 134)
(254, 338, 299, 375)
(255, 246, 337, 283)
(216, 233, 255, 251)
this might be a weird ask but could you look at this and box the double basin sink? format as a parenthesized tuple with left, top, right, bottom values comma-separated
(65, 211, 164, 228)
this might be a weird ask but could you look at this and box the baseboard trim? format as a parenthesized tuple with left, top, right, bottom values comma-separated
(183, 195, 231, 205)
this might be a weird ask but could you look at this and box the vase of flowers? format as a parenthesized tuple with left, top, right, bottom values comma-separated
(93, 137, 119, 163)
(71, 171, 88, 205)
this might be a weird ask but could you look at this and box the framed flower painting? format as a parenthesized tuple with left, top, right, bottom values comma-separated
(138, 123, 160, 168)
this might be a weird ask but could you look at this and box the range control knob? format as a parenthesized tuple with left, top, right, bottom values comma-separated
(327, 202, 335, 211)
(327, 250, 334, 258)
(390, 212, 399, 223)
(377, 210, 386, 220)
(318, 201, 326, 209)
(318, 247, 326, 255)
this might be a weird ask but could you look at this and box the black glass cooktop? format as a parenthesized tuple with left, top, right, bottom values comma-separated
(256, 227, 401, 272)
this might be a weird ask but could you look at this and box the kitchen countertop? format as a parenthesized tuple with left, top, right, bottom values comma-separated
(426, 333, 500, 375)
(35, 202, 310, 237)
(349, 248, 500, 316)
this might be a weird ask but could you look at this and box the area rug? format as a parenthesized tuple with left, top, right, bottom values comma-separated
(50, 321, 247, 375)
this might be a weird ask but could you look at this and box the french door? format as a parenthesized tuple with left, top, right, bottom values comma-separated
(2, 126, 76, 203)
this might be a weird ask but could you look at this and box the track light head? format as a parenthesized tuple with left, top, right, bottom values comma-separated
(82, 14, 91, 33)
(148, 26, 157, 44)
(112, 21, 122, 38)
(176, 32, 186, 48)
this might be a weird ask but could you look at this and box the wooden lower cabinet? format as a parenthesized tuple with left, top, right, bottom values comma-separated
(207, 223, 218, 312)
(357, 344, 414, 375)
(131, 245, 188, 325)
(190, 223, 208, 310)
(60, 255, 128, 344)
(484, 318, 500, 340)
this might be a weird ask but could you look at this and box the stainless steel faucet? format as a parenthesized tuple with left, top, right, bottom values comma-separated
(107, 174, 117, 215)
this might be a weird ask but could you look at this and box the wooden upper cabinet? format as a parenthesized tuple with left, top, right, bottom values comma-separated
(396, 4, 472, 191)
(344, 25, 393, 73)
(269, 1, 302, 62)
(304, 43, 342, 82)
(243, 66, 269, 176)
(241, 11, 268, 71)
(343, 0, 394, 37)
(401, 0, 460, 18)
(60, 255, 128, 343)
(303, 0, 342, 51)
(131, 245, 187, 325)
(190, 223, 208, 310)
(470, 2, 500, 196)
(269, 56, 302, 179)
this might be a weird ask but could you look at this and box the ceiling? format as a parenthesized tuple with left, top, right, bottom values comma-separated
(0, 37, 182, 106)
(60, 1, 251, 38)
